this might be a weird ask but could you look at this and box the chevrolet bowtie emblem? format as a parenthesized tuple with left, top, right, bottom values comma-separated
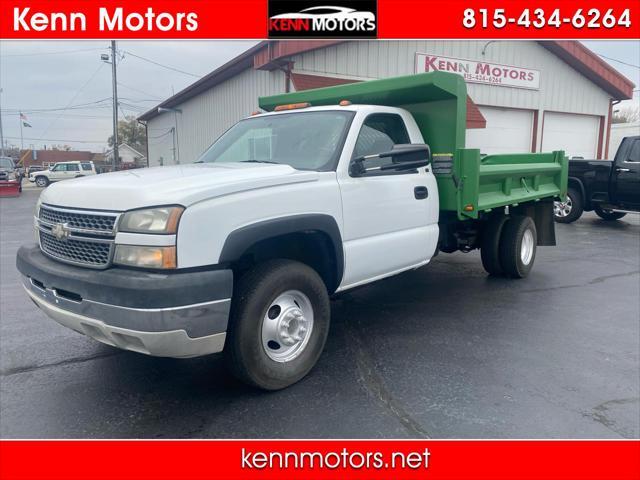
(51, 222, 71, 241)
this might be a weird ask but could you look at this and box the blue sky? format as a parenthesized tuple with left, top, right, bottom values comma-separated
(1, 40, 638, 152)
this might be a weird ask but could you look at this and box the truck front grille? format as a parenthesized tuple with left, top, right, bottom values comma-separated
(37, 205, 119, 269)
(39, 205, 117, 233)
(39, 231, 113, 267)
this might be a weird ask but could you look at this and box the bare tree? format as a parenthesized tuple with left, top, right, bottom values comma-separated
(612, 104, 640, 124)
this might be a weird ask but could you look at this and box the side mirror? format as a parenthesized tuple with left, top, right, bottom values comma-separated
(351, 144, 431, 176)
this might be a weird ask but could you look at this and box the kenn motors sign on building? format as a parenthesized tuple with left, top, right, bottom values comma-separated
(415, 53, 540, 90)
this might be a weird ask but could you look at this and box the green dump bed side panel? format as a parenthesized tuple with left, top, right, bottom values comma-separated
(259, 71, 568, 220)
(437, 149, 568, 220)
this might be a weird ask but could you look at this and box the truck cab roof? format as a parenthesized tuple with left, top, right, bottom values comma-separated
(252, 103, 407, 118)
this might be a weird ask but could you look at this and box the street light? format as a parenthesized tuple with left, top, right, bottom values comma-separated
(158, 107, 182, 164)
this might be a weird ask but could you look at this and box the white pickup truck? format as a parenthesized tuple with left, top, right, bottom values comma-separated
(17, 73, 566, 389)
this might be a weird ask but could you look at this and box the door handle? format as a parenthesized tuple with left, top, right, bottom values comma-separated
(414, 186, 428, 200)
(616, 167, 631, 172)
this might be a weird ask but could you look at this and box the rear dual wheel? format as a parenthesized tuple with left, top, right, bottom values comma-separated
(481, 215, 537, 278)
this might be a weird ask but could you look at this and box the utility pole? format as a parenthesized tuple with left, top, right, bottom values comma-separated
(110, 40, 119, 171)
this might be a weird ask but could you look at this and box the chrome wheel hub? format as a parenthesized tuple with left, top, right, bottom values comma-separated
(521, 228, 535, 265)
(554, 197, 572, 217)
(262, 290, 314, 363)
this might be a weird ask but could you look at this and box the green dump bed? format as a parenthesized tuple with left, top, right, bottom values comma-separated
(259, 71, 568, 220)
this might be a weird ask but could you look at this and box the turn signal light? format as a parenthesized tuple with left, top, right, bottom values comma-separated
(274, 102, 311, 111)
(464, 204, 475, 212)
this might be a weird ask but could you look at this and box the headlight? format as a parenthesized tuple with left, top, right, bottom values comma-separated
(114, 245, 177, 269)
(7, 172, 16, 180)
(119, 206, 184, 234)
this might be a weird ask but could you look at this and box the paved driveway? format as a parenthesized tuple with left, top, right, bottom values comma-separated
(1, 190, 638, 438)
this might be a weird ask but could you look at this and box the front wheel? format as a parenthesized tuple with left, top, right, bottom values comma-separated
(499, 216, 537, 279)
(35, 176, 49, 187)
(594, 205, 627, 221)
(225, 259, 331, 390)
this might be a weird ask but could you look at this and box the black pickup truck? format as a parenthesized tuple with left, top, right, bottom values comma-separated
(554, 135, 640, 223)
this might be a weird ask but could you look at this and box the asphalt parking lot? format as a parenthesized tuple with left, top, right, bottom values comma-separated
(1, 189, 638, 439)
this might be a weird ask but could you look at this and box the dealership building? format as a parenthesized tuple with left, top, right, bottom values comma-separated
(139, 40, 634, 166)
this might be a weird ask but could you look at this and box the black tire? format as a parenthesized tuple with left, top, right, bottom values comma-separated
(225, 259, 331, 390)
(481, 215, 509, 276)
(499, 216, 537, 279)
(35, 176, 49, 187)
(594, 205, 626, 221)
(554, 187, 583, 223)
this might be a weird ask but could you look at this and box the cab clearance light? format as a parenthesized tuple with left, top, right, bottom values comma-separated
(250, 110, 262, 116)
(339, 100, 352, 106)
(274, 102, 311, 111)
(464, 204, 475, 212)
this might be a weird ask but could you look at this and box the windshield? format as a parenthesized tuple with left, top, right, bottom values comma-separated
(197, 110, 354, 171)
(0, 158, 15, 169)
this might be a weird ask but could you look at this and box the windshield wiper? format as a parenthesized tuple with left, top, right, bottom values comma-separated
(240, 160, 280, 164)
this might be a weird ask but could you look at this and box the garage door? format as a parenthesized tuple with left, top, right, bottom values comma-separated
(466, 107, 533, 155)
(542, 112, 600, 159)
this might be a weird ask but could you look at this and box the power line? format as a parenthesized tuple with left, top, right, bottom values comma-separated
(148, 129, 173, 139)
(39, 63, 107, 139)
(1, 112, 112, 119)
(3, 96, 158, 115)
(118, 97, 162, 103)
(0, 47, 106, 58)
(118, 81, 163, 100)
(2, 98, 113, 114)
(596, 53, 640, 69)
(121, 50, 201, 78)
(5, 135, 106, 143)
(118, 102, 132, 120)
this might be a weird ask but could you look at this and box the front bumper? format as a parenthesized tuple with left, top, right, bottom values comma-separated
(17, 244, 233, 358)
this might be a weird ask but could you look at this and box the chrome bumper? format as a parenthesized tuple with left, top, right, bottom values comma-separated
(23, 275, 229, 358)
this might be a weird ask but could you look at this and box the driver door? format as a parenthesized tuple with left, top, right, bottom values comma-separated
(611, 137, 640, 207)
(337, 112, 439, 290)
